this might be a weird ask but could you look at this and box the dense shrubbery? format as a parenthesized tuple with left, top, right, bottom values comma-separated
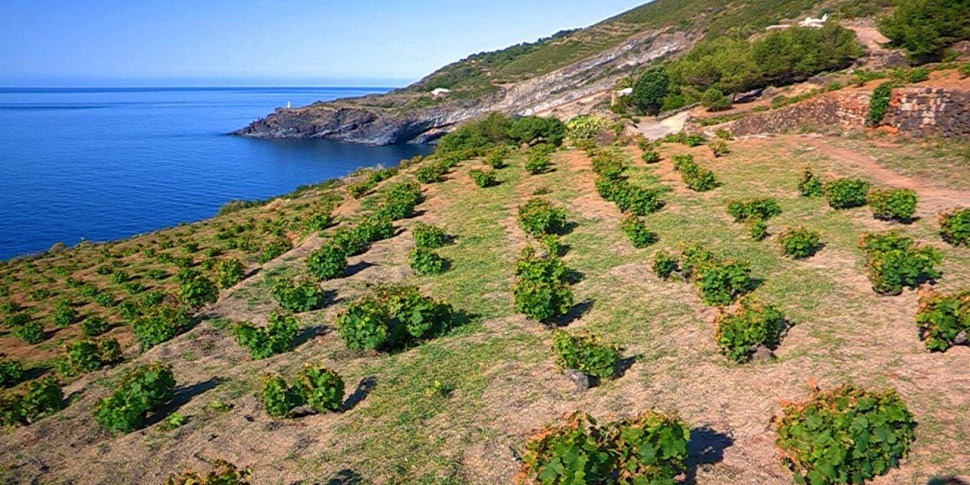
(0, 377, 63, 426)
(94, 363, 175, 434)
(591, 150, 627, 180)
(262, 364, 344, 418)
(859, 232, 942, 295)
(868, 189, 918, 222)
(513, 250, 574, 323)
(517, 198, 567, 237)
(778, 226, 823, 259)
(234, 313, 300, 360)
(727, 198, 782, 223)
(620, 214, 658, 248)
(164, 460, 253, 485)
(412, 223, 448, 249)
(408, 248, 448, 276)
(798, 168, 824, 197)
(774, 385, 916, 484)
(131, 306, 191, 350)
(672, 155, 719, 192)
(175, 270, 218, 308)
(654, 244, 754, 306)
(375, 181, 422, 221)
(826, 178, 870, 209)
(595, 178, 665, 216)
(62, 338, 123, 375)
(0, 358, 23, 388)
(566, 114, 608, 141)
(519, 411, 689, 484)
(916, 289, 970, 352)
(51, 300, 79, 327)
(524, 145, 553, 174)
(715, 298, 787, 363)
(336, 285, 454, 352)
(632, 24, 861, 114)
(14, 320, 45, 344)
(271, 277, 326, 313)
(307, 243, 348, 281)
(878, 0, 970, 61)
(415, 163, 448, 184)
(258, 237, 292, 264)
(939, 208, 970, 246)
(509, 116, 566, 147)
(552, 331, 619, 380)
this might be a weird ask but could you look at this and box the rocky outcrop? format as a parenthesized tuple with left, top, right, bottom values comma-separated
(883, 87, 970, 138)
(234, 30, 695, 145)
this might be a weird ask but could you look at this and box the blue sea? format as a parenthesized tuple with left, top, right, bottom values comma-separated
(0, 87, 432, 260)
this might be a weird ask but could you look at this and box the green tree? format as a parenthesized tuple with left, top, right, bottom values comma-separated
(879, 0, 970, 61)
(631, 67, 669, 115)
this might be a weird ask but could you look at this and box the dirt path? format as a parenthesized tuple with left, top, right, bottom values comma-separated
(788, 135, 970, 215)
(637, 111, 689, 139)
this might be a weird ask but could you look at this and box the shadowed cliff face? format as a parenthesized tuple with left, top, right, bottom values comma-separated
(233, 30, 695, 145)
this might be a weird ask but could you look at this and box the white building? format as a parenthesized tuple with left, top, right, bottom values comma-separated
(799, 14, 829, 28)
(431, 88, 451, 97)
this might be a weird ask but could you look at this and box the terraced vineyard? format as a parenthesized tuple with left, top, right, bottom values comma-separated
(2, 121, 970, 483)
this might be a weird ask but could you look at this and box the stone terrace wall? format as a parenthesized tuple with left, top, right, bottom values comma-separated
(883, 87, 970, 138)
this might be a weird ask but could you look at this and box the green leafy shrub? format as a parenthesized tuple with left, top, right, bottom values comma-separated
(749, 220, 769, 241)
(591, 151, 626, 180)
(509, 117, 566, 146)
(595, 179, 665, 215)
(4, 311, 29, 328)
(51, 300, 79, 327)
(697, 261, 754, 306)
(774, 385, 916, 485)
(939, 208, 970, 246)
(641, 150, 661, 164)
(566, 114, 608, 141)
(620, 214, 658, 248)
(408, 248, 448, 276)
(175, 270, 218, 308)
(524, 149, 552, 175)
(164, 460, 253, 485)
(304, 209, 334, 231)
(258, 237, 292, 263)
(0, 377, 64, 426)
(131, 306, 191, 350)
(779, 226, 823, 259)
(336, 285, 454, 352)
(415, 163, 447, 184)
(859, 232, 943, 295)
(271, 277, 326, 313)
(826, 178, 870, 209)
(14, 320, 45, 344)
(468, 169, 497, 187)
(94, 362, 175, 434)
(0, 358, 23, 388)
(520, 411, 690, 485)
(868, 189, 918, 222)
(513, 251, 574, 324)
(80, 317, 109, 337)
(715, 298, 787, 362)
(916, 290, 970, 352)
(412, 223, 448, 249)
(354, 216, 394, 243)
(672, 154, 719, 191)
(652, 250, 680, 280)
(486, 147, 508, 168)
(63, 338, 123, 375)
(234, 312, 300, 360)
(216, 258, 245, 289)
(798, 167, 824, 197)
(306, 244, 348, 281)
(375, 181, 422, 220)
(262, 364, 345, 418)
(878, 0, 969, 61)
(517, 198, 567, 237)
(552, 331, 619, 379)
(867, 81, 899, 125)
(709, 140, 731, 157)
(727, 198, 782, 222)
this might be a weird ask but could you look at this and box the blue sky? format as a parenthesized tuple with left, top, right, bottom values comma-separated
(0, 0, 648, 87)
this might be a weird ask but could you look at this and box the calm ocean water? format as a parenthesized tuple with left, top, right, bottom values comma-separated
(0, 87, 432, 260)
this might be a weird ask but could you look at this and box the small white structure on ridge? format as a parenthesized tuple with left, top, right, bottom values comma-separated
(615, 88, 633, 97)
(799, 14, 829, 28)
(431, 88, 451, 97)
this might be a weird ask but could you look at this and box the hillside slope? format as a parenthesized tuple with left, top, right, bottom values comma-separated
(234, 0, 834, 145)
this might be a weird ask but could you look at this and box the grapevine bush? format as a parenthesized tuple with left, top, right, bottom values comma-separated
(826, 178, 870, 209)
(652, 250, 680, 280)
(868, 189, 918, 222)
(518, 411, 689, 485)
(415, 163, 447, 184)
(749, 220, 769, 241)
(0, 377, 64, 426)
(234, 312, 300, 360)
(164, 460, 253, 485)
(263, 364, 344, 418)
(469, 169, 498, 188)
(939, 208, 970, 246)
(216, 258, 245, 289)
(595, 178, 665, 216)
(620, 214, 658, 248)
(727, 198, 782, 222)
(93, 363, 175, 434)
(524, 148, 552, 175)
(271, 277, 326, 313)
(655, 244, 754, 306)
(307, 243, 348, 281)
(798, 168, 824, 197)
(672, 154, 719, 192)
(778, 226, 823, 259)
(408, 248, 448, 276)
(51, 300, 79, 327)
(517, 198, 567, 237)
(552, 331, 619, 380)
(715, 298, 787, 363)
(175, 270, 218, 308)
(131, 306, 191, 350)
(774, 385, 916, 485)
(412, 223, 448, 249)
(591, 151, 627, 180)
(513, 252, 574, 324)
(14, 320, 45, 344)
(0, 358, 23, 388)
(62, 338, 123, 375)
(336, 285, 454, 352)
(859, 232, 942, 295)
(916, 290, 970, 352)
